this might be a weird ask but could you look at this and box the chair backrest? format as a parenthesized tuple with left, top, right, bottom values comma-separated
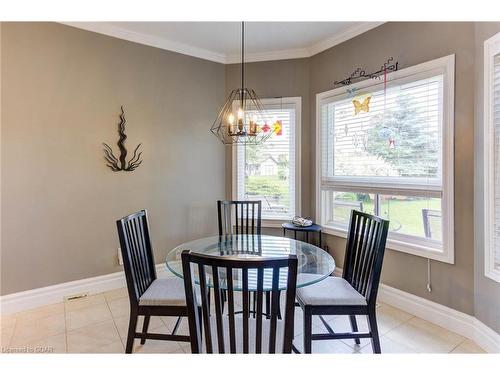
(217, 200, 262, 236)
(181, 251, 298, 354)
(116, 210, 157, 306)
(342, 210, 389, 307)
(422, 208, 441, 239)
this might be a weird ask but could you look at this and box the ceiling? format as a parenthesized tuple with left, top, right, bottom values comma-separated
(62, 22, 384, 64)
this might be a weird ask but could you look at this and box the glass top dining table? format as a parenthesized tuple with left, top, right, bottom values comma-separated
(165, 234, 335, 291)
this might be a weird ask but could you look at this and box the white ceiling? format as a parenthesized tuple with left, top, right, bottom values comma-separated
(62, 22, 383, 64)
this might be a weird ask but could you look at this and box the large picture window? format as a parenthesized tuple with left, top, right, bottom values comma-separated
(484, 33, 500, 282)
(316, 56, 455, 263)
(234, 97, 301, 221)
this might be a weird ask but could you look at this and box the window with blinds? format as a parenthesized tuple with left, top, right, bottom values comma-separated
(494, 54, 500, 272)
(317, 56, 455, 263)
(234, 97, 300, 220)
(485, 33, 500, 282)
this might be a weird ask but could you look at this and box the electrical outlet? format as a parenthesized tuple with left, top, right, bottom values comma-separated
(117, 247, 123, 266)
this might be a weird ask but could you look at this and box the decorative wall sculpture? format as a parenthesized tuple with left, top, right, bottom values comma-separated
(102, 106, 143, 172)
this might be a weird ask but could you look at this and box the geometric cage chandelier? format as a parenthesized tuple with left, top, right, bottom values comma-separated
(210, 22, 278, 145)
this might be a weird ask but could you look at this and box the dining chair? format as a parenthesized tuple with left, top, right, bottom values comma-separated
(295, 210, 389, 353)
(217, 200, 262, 236)
(181, 250, 298, 353)
(217, 200, 269, 316)
(116, 209, 191, 353)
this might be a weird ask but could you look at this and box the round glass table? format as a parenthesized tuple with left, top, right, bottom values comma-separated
(165, 234, 335, 291)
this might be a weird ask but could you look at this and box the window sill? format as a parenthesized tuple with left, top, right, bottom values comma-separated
(321, 225, 454, 264)
(485, 269, 500, 283)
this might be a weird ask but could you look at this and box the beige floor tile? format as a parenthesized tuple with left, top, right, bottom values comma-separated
(292, 334, 360, 354)
(0, 314, 17, 329)
(1, 325, 15, 348)
(360, 335, 416, 354)
(114, 315, 166, 344)
(66, 303, 113, 331)
(67, 320, 121, 353)
(7, 333, 67, 354)
(104, 288, 128, 302)
(132, 338, 184, 353)
(15, 303, 64, 324)
(10, 313, 65, 346)
(450, 339, 486, 354)
(65, 294, 106, 312)
(385, 317, 465, 353)
(376, 304, 414, 334)
(87, 340, 124, 354)
(107, 297, 130, 319)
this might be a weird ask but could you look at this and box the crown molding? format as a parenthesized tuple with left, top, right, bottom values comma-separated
(61, 22, 227, 64)
(308, 21, 385, 56)
(60, 21, 385, 64)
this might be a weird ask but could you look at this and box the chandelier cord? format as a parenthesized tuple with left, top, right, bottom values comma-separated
(241, 21, 245, 107)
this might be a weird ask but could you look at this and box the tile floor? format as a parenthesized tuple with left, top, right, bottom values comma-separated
(0, 285, 486, 354)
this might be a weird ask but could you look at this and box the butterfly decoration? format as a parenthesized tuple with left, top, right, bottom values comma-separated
(273, 120, 282, 136)
(353, 96, 371, 115)
(261, 123, 271, 133)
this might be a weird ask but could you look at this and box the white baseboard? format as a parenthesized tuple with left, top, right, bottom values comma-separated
(334, 267, 499, 353)
(1, 265, 499, 353)
(0, 264, 173, 316)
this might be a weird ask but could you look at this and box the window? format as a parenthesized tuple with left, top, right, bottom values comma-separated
(316, 56, 455, 263)
(484, 33, 500, 282)
(233, 97, 301, 221)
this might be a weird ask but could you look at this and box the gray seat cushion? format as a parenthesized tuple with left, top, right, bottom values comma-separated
(196, 315, 287, 353)
(296, 276, 367, 306)
(139, 277, 199, 306)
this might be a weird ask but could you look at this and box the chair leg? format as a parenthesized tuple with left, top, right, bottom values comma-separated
(125, 311, 138, 354)
(140, 315, 150, 345)
(349, 315, 361, 345)
(367, 311, 381, 354)
(303, 309, 312, 354)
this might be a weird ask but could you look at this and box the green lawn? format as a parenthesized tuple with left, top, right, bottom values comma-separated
(245, 176, 290, 206)
(334, 196, 441, 239)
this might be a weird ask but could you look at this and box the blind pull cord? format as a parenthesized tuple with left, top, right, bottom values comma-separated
(426, 258, 432, 293)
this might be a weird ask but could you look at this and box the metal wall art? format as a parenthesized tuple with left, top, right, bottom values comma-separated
(333, 57, 399, 87)
(102, 106, 143, 172)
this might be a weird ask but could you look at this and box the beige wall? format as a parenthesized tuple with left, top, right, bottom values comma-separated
(474, 22, 500, 333)
(1, 23, 226, 295)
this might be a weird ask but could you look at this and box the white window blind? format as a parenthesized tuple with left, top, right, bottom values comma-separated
(235, 98, 300, 220)
(492, 54, 500, 272)
(317, 56, 455, 263)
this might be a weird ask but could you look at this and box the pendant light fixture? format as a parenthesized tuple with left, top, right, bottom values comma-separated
(211, 22, 274, 145)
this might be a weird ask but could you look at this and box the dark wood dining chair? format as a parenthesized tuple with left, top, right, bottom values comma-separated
(295, 210, 389, 353)
(116, 210, 191, 353)
(217, 200, 268, 316)
(217, 200, 262, 236)
(181, 250, 298, 353)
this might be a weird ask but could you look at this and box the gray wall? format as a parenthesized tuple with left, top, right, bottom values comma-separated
(1, 23, 226, 295)
(309, 22, 476, 315)
(225, 22, 477, 316)
(474, 22, 500, 333)
(224, 58, 311, 217)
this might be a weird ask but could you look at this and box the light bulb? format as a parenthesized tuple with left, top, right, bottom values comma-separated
(237, 108, 244, 120)
(227, 113, 235, 125)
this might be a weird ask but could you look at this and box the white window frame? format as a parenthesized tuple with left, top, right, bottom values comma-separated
(484, 33, 500, 283)
(316, 55, 455, 263)
(232, 96, 302, 226)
